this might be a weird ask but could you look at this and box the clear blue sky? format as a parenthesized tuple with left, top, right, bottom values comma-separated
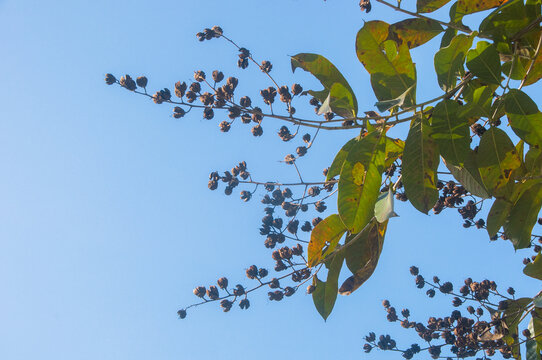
(0, 1, 539, 359)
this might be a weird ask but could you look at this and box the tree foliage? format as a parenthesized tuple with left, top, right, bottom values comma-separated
(106, 0, 542, 358)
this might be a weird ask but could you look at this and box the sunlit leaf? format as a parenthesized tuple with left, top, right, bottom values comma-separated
(505, 89, 542, 146)
(326, 137, 358, 181)
(402, 114, 440, 214)
(308, 214, 347, 267)
(434, 34, 474, 91)
(430, 99, 470, 166)
(416, 0, 452, 13)
(466, 41, 502, 85)
(339, 219, 387, 295)
(504, 182, 542, 249)
(477, 127, 521, 194)
(291, 53, 358, 118)
(524, 252, 542, 280)
(384, 137, 405, 168)
(338, 131, 387, 233)
(356, 21, 417, 108)
(312, 251, 345, 321)
(389, 18, 443, 49)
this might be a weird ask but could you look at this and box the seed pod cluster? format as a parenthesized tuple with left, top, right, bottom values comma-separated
(363, 267, 529, 358)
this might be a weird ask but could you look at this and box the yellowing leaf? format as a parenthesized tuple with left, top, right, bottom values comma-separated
(338, 131, 387, 233)
(356, 21, 417, 108)
(477, 127, 521, 194)
(389, 18, 443, 49)
(308, 214, 347, 267)
(416, 0, 452, 13)
(291, 53, 358, 118)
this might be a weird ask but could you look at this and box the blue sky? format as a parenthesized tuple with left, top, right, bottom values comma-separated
(0, 1, 539, 359)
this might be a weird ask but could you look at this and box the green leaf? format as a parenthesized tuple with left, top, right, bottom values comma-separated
(523, 52, 542, 86)
(308, 214, 347, 267)
(511, 139, 528, 180)
(434, 34, 474, 92)
(291, 53, 358, 118)
(466, 41, 502, 85)
(312, 251, 345, 321)
(339, 219, 388, 295)
(430, 99, 470, 166)
(441, 28, 457, 48)
(502, 55, 529, 80)
(374, 85, 415, 112)
(504, 182, 542, 249)
(460, 83, 497, 120)
(487, 199, 512, 237)
(504, 297, 533, 329)
(500, 297, 532, 359)
(505, 89, 542, 147)
(388, 18, 443, 49)
(416, 0, 452, 13)
(446, 3, 466, 39)
(456, 0, 511, 19)
(402, 114, 440, 214)
(526, 0, 542, 20)
(356, 21, 417, 108)
(527, 317, 540, 360)
(444, 153, 491, 198)
(526, 146, 542, 176)
(338, 130, 387, 233)
(479, 0, 529, 42)
(531, 308, 542, 350)
(374, 189, 398, 223)
(326, 138, 358, 181)
(524, 252, 542, 280)
(477, 127, 521, 194)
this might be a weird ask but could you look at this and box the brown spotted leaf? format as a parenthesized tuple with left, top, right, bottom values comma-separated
(456, 0, 512, 19)
(389, 18, 443, 49)
(402, 114, 440, 214)
(417, 0, 452, 13)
